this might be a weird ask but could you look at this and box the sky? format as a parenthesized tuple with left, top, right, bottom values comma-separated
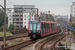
(0, 0, 75, 18)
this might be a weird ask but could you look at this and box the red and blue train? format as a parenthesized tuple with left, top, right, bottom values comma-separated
(27, 21, 57, 40)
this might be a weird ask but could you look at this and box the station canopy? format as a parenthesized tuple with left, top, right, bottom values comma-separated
(68, 27, 75, 31)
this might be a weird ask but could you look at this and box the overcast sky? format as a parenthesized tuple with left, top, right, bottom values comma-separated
(0, 0, 75, 17)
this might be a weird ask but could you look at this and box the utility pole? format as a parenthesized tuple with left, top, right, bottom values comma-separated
(0, 0, 6, 47)
(29, 13, 31, 21)
(19, 11, 21, 27)
(4, 0, 6, 47)
(70, 14, 72, 27)
(48, 10, 50, 21)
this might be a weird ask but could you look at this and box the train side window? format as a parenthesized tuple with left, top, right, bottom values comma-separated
(46, 24, 48, 33)
(44, 23, 46, 34)
(51, 24, 54, 29)
(42, 23, 44, 34)
(48, 24, 50, 33)
(45, 23, 46, 33)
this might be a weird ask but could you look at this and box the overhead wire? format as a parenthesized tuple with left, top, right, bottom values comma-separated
(7, 0, 15, 5)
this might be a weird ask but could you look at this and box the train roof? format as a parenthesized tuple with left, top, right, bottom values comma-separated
(29, 21, 57, 23)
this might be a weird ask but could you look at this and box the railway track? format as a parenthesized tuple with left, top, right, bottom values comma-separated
(0, 33, 64, 50)
(52, 35, 66, 50)
(33, 33, 66, 50)
(1, 40, 36, 50)
(0, 34, 27, 41)
(0, 33, 58, 50)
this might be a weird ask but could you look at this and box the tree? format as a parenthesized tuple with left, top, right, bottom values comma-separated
(0, 26, 9, 32)
(0, 9, 8, 26)
(72, 22, 75, 28)
(0, 26, 3, 32)
(39, 13, 55, 21)
(9, 24, 15, 31)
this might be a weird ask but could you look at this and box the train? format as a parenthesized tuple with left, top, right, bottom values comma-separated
(27, 21, 57, 40)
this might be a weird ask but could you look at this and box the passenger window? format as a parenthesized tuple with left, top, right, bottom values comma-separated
(29, 23, 32, 30)
(42, 23, 44, 34)
(48, 24, 50, 33)
(37, 23, 40, 30)
(44, 24, 46, 33)
(33, 23, 36, 30)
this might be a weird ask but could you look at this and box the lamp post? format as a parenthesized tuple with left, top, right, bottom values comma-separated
(4, 0, 6, 47)
(66, 25, 67, 49)
(0, 0, 6, 47)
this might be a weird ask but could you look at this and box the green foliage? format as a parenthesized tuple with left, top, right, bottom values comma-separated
(0, 26, 3, 32)
(72, 22, 75, 28)
(39, 14, 55, 21)
(0, 32, 11, 36)
(6, 27, 9, 31)
(9, 24, 15, 31)
(0, 9, 8, 26)
(0, 26, 9, 32)
(8, 41, 20, 46)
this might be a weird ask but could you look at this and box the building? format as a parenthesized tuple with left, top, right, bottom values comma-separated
(23, 13, 35, 28)
(39, 12, 55, 21)
(71, 2, 75, 17)
(54, 15, 69, 26)
(7, 5, 38, 29)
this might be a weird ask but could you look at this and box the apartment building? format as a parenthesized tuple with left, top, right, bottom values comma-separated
(7, 5, 37, 29)
(71, 2, 75, 17)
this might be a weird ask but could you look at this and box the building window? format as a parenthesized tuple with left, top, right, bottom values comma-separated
(24, 19, 26, 20)
(28, 15, 30, 17)
(74, 11, 75, 13)
(10, 15, 11, 17)
(24, 22, 26, 24)
(24, 15, 26, 17)
(74, 7, 75, 9)
(24, 25, 26, 28)
(10, 19, 11, 20)
(74, 14, 75, 16)
(28, 19, 30, 20)
(32, 19, 33, 20)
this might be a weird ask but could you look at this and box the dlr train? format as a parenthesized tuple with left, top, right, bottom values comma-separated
(27, 21, 57, 40)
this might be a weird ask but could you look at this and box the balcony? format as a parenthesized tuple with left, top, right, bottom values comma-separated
(13, 12, 23, 15)
(14, 23, 23, 25)
(13, 17, 23, 18)
(13, 20, 23, 22)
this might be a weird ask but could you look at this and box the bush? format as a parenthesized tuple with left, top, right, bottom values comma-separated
(0, 26, 3, 32)
(72, 22, 75, 28)
(6, 27, 9, 31)
(9, 24, 15, 31)
(0, 26, 9, 32)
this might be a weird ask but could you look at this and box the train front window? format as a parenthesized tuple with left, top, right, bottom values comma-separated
(29, 23, 32, 30)
(37, 23, 40, 30)
(33, 23, 36, 30)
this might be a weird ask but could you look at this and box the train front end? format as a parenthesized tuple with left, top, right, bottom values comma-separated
(28, 21, 41, 40)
